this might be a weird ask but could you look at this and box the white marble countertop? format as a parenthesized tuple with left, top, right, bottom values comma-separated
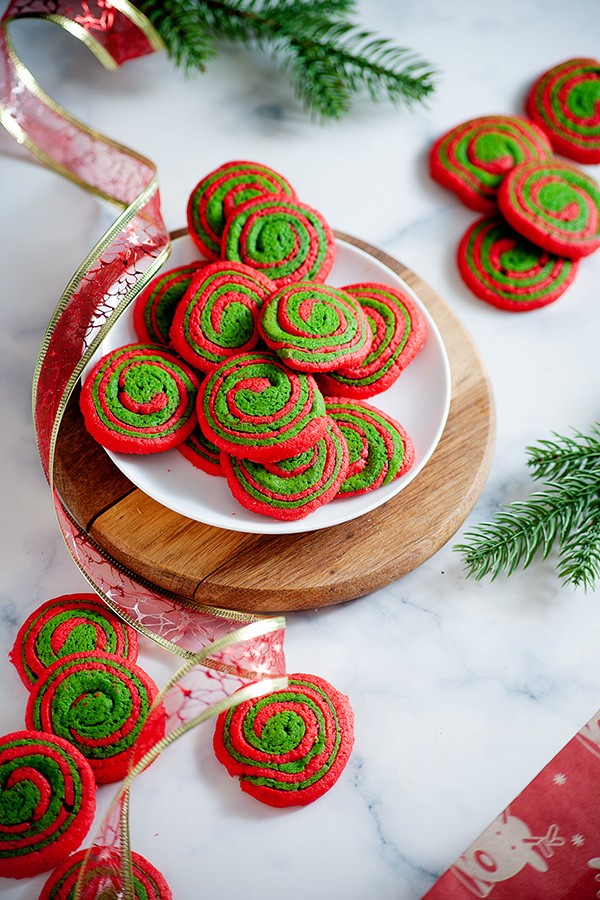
(1, 1, 600, 897)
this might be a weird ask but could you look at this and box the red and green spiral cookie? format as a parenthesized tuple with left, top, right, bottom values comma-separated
(39, 847, 172, 899)
(526, 58, 600, 164)
(10, 593, 138, 689)
(498, 160, 600, 259)
(258, 282, 371, 372)
(457, 215, 579, 311)
(133, 262, 206, 346)
(178, 421, 224, 476)
(80, 343, 201, 454)
(430, 115, 552, 211)
(222, 196, 336, 287)
(221, 419, 349, 520)
(187, 160, 297, 259)
(197, 351, 328, 462)
(318, 282, 427, 398)
(25, 652, 166, 785)
(213, 673, 354, 807)
(0, 730, 96, 879)
(325, 398, 415, 496)
(170, 261, 276, 371)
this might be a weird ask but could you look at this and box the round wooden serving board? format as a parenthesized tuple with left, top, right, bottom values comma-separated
(54, 233, 495, 614)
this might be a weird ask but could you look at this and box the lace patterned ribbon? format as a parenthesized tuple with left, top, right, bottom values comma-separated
(0, 3, 287, 896)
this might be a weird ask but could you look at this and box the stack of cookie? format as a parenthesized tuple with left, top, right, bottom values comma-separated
(430, 58, 600, 311)
(81, 161, 428, 521)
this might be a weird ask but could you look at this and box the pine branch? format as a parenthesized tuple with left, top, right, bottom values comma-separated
(454, 470, 600, 588)
(135, 0, 437, 118)
(526, 422, 600, 481)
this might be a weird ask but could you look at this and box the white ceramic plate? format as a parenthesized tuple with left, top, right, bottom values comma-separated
(85, 234, 451, 534)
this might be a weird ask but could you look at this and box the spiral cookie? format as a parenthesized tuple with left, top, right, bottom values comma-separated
(178, 422, 223, 476)
(325, 398, 415, 496)
(187, 160, 297, 259)
(197, 351, 328, 462)
(133, 262, 206, 346)
(0, 730, 96, 879)
(526, 58, 600, 164)
(39, 847, 172, 899)
(258, 282, 371, 372)
(213, 673, 354, 807)
(170, 261, 275, 371)
(10, 593, 138, 689)
(25, 652, 166, 784)
(80, 343, 201, 453)
(318, 282, 427, 398)
(498, 160, 600, 259)
(430, 116, 552, 211)
(222, 196, 336, 287)
(221, 419, 349, 520)
(458, 215, 579, 311)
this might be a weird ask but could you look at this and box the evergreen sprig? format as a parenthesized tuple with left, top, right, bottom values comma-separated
(136, 0, 437, 119)
(454, 424, 600, 591)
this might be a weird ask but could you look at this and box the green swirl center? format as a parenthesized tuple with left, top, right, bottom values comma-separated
(259, 711, 306, 753)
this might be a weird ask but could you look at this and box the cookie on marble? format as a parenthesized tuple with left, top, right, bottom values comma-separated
(10, 592, 138, 688)
(213, 673, 354, 807)
(39, 847, 172, 899)
(457, 215, 579, 310)
(430, 115, 552, 211)
(0, 730, 96, 879)
(525, 58, 600, 164)
(498, 160, 600, 258)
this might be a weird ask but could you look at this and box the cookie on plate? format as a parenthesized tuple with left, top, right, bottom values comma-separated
(133, 262, 206, 346)
(325, 398, 415, 496)
(178, 421, 224, 476)
(430, 115, 552, 211)
(458, 215, 579, 310)
(197, 351, 328, 463)
(498, 160, 600, 258)
(213, 673, 354, 807)
(187, 160, 297, 259)
(259, 282, 371, 372)
(222, 196, 336, 287)
(170, 261, 275, 371)
(0, 730, 96, 879)
(10, 592, 138, 689)
(317, 282, 427, 398)
(80, 343, 200, 453)
(25, 651, 166, 784)
(525, 58, 600, 164)
(221, 419, 349, 520)
(39, 847, 172, 899)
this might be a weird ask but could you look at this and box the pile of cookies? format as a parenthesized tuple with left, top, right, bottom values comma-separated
(81, 161, 427, 521)
(430, 58, 600, 311)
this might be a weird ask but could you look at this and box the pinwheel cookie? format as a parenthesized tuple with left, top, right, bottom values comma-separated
(213, 673, 354, 807)
(498, 160, 600, 258)
(259, 282, 371, 372)
(10, 593, 138, 689)
(458, 216, 579, 310)
(430, 115, 552, 211)
(526, 58, 600, 164)
(197, 351, 328, 463)
(133, 262, 206, 346)
(170, 261, 275, 371)
(39, 847, 172, 900)
(187, 160, 297, 259)
(0, 730, 96, 879)
(25, 651, 166, 784)
(222, 196, 336, 287)
(325, 398, 415, 496)
(221, 419, 349, 520)
(178, 421, 224, 476)
(80, 343, 200, 453)
(318, 282, 427, 397)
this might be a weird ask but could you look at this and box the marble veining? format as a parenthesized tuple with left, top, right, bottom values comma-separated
(1, 0, 600, 897)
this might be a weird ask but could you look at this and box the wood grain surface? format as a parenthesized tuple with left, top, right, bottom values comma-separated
(54, 233, 495, 613)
